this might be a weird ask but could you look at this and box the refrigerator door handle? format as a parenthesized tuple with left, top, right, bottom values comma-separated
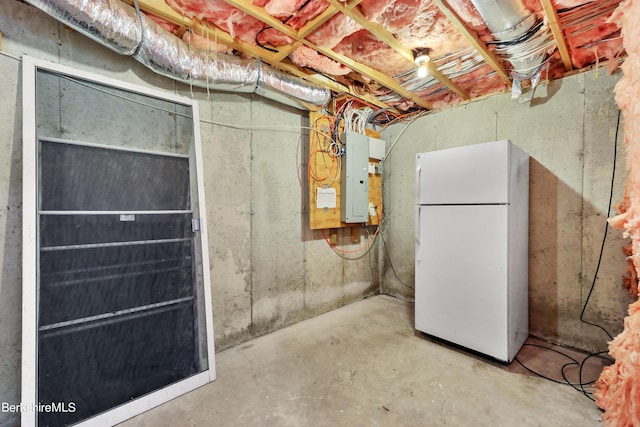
(415, 162, 422, 204)
(415, 206, 421, 262)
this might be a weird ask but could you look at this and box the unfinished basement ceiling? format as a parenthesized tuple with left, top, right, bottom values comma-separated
(124, 0, 621, 112)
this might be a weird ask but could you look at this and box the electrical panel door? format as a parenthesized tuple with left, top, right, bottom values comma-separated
(341, 131, 369, 223)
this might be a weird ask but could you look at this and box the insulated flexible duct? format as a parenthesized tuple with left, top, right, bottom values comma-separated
(469, 0, 554, 81)
(25, 0, 331, 111)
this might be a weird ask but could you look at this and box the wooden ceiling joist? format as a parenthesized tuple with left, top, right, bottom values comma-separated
(223, 0, 297, 39)
(298, 0, 365, 38)
(325, 0, 469, 101)
(125, 0, 434, 110)
(433, 0, 511, 86)
(120, 0, 618, 113)
(539, 0, 573, 72)
(124, 0, 394, 109)
(308, 45, 434, 109)
(221, 0, 434, 109)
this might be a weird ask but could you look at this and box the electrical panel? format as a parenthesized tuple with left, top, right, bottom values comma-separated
(308, 111, 382, 230)
(341, 131, 370, 223)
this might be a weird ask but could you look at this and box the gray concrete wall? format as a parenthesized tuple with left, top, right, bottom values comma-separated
(381, 70, 635, 353)
(1, 1, 632, 424)
(0, 2, 377, 425)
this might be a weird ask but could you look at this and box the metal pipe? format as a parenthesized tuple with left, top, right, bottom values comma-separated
(25, 0, 331, 110)
(469, 0, 532, 35)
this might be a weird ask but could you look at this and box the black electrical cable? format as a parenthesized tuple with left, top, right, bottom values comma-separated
(255, 27, 279, 53)
(515, 343, 580, 386)
(514, 110, 621, 402)
(332, 101, 351, 146)
(367, 108, 395, 126)
(515, 344, 607, 402)
(379, 229, 414, 290)
(485, 19, 544, 47)
(282, 0, 312, 24)
(561, 351, 613, 401)
(579, 109, 621, 342)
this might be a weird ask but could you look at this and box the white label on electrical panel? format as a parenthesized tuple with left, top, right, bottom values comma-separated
(316, 188, 337, 209)
(119, 214, 135, 222)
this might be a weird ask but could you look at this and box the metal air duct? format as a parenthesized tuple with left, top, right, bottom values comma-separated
(469, 0, 555, 91)
(24, 0, 331, 111)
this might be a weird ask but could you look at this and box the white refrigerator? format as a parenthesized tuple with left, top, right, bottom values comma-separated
(415, 140, 529, 363)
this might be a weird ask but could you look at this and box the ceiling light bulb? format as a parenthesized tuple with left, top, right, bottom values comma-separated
(415, 53, 430, 65)
(414, 48, 431, 66)
(417, 65, 428, 78)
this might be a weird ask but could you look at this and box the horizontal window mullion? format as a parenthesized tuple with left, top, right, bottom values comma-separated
(38, 136, 191, 159)
(39, 210, 193, 215)
(39, 296, 194, 333)
(40, 237, 192, 252)
(42, 265, 191, 288)
(40, 256, 192, 279)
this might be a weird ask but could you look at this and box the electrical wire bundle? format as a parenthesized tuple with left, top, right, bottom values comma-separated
(313, 101, 384, 259)
(308, 114, 341, 188)
(515, 343, 610, 402)
(319, 218, 381, 261)
(558, 0, 623, 55)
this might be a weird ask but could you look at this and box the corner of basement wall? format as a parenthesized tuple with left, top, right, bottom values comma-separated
(378, 127, 416, 303)
(377, 69, 632, 353)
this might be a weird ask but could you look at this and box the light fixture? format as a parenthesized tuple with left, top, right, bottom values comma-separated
(414, 48, 430, 78)
(414, 48, 431, 65)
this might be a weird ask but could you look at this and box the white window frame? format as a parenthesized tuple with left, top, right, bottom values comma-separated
(21, 56, 216, 427)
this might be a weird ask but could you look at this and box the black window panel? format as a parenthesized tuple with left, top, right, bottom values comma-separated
(40, 141, 191, 211)
(36, 140, 204, 425)
(39, 214, 193, 247)
(37, 305, 197, 427)
(40, 240, 192, 276)
(39, 243, 194, 326)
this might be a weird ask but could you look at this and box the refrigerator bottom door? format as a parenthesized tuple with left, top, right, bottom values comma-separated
(415, 204, 509, 361)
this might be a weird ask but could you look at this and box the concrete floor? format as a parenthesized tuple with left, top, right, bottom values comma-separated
(120, 295, 606, 427)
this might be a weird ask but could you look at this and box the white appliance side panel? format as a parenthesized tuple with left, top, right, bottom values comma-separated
(416, 140, 510, 205)
(415, 205, 509, 361)
(507, 147, 530, 361)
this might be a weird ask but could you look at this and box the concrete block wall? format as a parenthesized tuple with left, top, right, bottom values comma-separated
(0, 2, 378, 425)
(381, 70, 635, 353)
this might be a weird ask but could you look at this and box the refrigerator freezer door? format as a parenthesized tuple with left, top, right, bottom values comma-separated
(415, 204, 509, 361)
(416, 140, 510, 205)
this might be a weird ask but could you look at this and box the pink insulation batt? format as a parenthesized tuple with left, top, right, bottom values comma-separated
(289, 45, 353, 75)
(597, 0, 640, 425)
(607, 0, 640, 297)
(146, 13, 182, 33)
(595, 300, 640, 426)
(166, 0, 266, 45)
(563, 9, 623, 69)
(182, 31, 234, 54)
